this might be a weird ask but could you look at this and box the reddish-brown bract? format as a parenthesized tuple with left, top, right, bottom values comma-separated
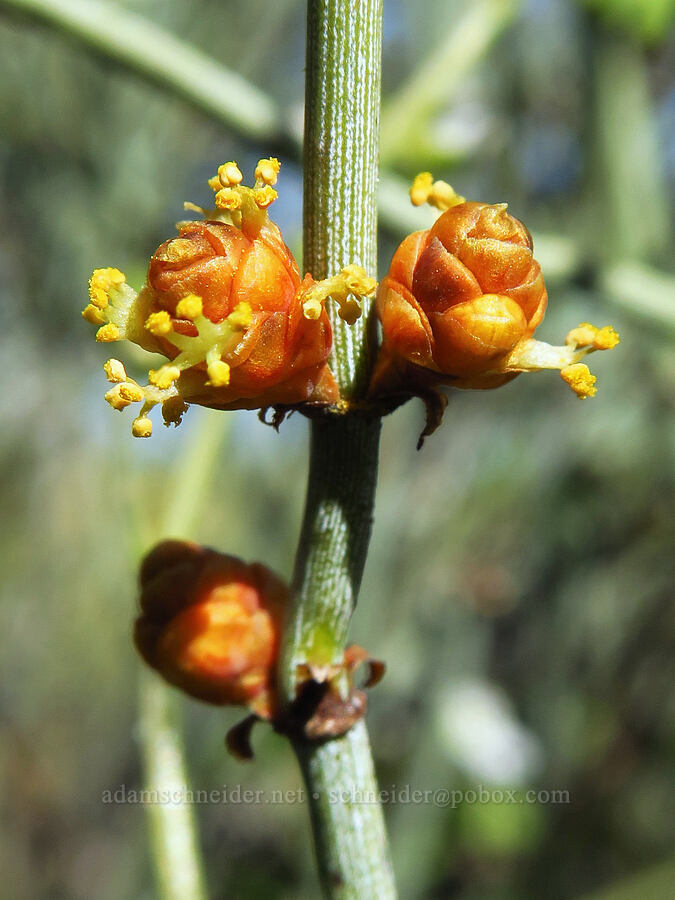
(135, 541, 287, 718)
(143, 221, 338, 408)
(374, 202, 547, 390)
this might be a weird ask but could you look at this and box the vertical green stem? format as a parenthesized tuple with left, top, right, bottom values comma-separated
(302, 0, 381, 397)
(280, 1, 396, 897)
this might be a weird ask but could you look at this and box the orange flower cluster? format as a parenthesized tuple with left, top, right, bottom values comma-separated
(135, 541, 286, 719)
(142, 218, 337, 411)
(371, 173, 619, 401)
(84, 159, 376, 436)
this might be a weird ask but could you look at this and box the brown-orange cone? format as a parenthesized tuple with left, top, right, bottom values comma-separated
(135, 541, 287, 719)
(373, 201, 547, 392)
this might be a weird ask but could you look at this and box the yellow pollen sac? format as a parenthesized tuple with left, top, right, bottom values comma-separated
(149, 366, 181, 390)
(593, 326, 620, 351)
(566, 323, 621, 351)
(215, 188, 242, 211)
(409, 172, 464, 211)
(96, 323, 120, 342)
(103, 359, 127, 383)
(175, 294, 203, 320)
(206, 359, 231, 387)
(561, 363, 597, 398)
(132, 416, 153, 438)
(89, 267, 125, 308)
(430, 180, 465, 210)
(218, 161, 243, 187)
(341, 265, 377, 297)
(104, 382, 143, 410)
(104, 385, 128, 411)
(303, 297, 323, 320)
(145, 310, 173, 336)
(228, 302, 253, 329)
(254, 186, 278, 209)
(565, 323, 598, 347)
(82, 304, 106, 325)
(410, 172, 434, 207)
(254, 157, 281, 185)
(119, 382, 145, 402)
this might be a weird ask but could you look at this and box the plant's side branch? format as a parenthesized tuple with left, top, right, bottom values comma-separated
(0, 0, 281, 141)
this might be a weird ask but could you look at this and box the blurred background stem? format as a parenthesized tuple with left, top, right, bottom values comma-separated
(587, 20, 671, 263)
(278, 1, 396, 897)
(134, 412, 230, 900)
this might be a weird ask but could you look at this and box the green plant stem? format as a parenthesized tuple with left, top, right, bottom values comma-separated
(278, 1, 396, 897)
(135, 411, 230, 900)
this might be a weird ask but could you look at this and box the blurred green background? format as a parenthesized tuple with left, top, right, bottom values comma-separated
(0, 0, 674, 898)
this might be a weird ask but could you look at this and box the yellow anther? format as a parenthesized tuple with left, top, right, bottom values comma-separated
(145, 310, 173, 336)
(104, 382, 143, 410)
(215, 188, 242, 211)
(410, 172, 434, 207)
(149, 366, 181, 390)
(208, 175, 222, 191)
(410, 172, 464, 211)
(175, 294, 203, 320)
(104, 386, 128, 411)
(96, 323, 120, 342)
(566, 323, 598, 348)
(254, 157, 281, 186)
(566, 323, 621, 351)
(593, 325, 620, 351)
(228, 301, 253, 329)
(89, 267, 125, 308)
(206, 359, 231, 387)
(82, 304, 106, 325)
(561, 363, 597, 398)
(119, 382, 145, 402)
(103, 359, 127, 383)
(430, 180, 465, 210)
(303, 298, 323, 320)
(341, 265, 377, 297)
(218, 161, 243, 187)
(254, 186, 278, 209)
(132, 416, 153, 438)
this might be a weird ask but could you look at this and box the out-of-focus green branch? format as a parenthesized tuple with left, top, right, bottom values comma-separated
(379, 0, 521, 165)
(0, 0, 508, 236)
(0, 0, 281, 141)
(588, 25, 671, 262)
(134, 411, 231, 900)
(601, 263, 675, 334)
